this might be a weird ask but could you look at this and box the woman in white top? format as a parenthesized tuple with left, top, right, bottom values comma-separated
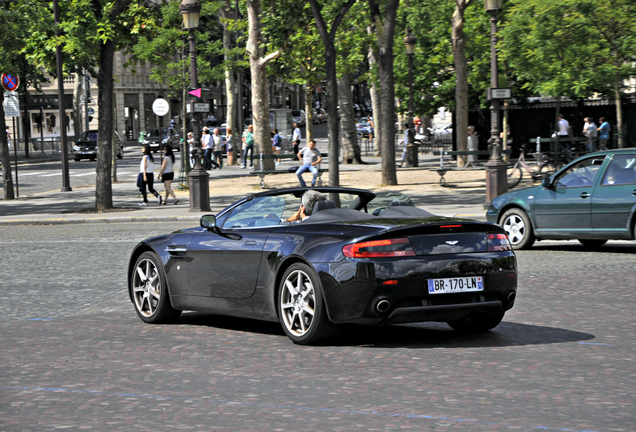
(187, 132, 195, 168)
(226, 127, 235, 165)
(138, 145, 162, 206)
(158, 145, 178, 205)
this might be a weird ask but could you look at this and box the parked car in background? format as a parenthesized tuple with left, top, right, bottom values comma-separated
(291, 110, 305, 127)
(487, 148, 636, 249)
(142, 127, 181, 152)
(356, 117, 373, 138)
(73, 130, 124, 162)
(129, 186, 517, 345)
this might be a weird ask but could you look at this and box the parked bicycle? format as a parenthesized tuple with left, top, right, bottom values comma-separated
(507, 145, 557, 189)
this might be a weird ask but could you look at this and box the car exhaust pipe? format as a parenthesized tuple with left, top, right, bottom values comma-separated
(507, 291, 516, 304)
(375, 299, 391, 313)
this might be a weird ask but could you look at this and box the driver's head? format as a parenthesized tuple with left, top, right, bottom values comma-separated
(301, 190, 326, 216)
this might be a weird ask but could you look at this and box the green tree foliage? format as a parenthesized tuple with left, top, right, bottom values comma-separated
(499, 0, 603, 101)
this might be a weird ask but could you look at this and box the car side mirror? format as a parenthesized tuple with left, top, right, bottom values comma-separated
(200, 214, 218, 231)
(541, 178, 553, 189)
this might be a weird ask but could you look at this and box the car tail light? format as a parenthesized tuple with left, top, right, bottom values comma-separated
(487, 233, 511, 251)
(342, 238, 416, 258)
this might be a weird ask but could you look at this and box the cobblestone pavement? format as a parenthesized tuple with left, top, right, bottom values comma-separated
(0, 223, 634, 431)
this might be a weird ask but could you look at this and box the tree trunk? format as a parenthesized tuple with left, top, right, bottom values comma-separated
(338, 73, 363, 164)
(309, 0, 356, 188)
(369, 0, 400, 186)
(0, 98, 15, 199)
(95, 38, 115, 210)
(304, 86, 314, 144)
(452, 0, 473, 168)
(246, 0, 281, 171)
(614, 81, 624, 148)
(222, 0, 236, 147)
(73, 72, 83, 139)
(367, 25, 381, 156)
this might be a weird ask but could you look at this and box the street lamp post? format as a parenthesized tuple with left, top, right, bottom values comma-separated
(180, 0, 210, 212)
(484, 0, 507, 206)
(54, 0, 71, 192)
(403, 29, 418, 168)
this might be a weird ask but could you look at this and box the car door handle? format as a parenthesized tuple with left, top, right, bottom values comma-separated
(166, 245, 188, 254)
(580, 192, 591, 198)
(244, 241, 258, 246)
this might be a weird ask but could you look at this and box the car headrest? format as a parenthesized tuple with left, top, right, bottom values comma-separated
(312, 200, 336, 214)
(388, 200, 408, 207)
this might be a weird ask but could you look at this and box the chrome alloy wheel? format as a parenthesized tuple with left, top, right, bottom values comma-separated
(133, 258, 162, 318)
(280, 269, 316, 337)
(502, 214, 526, 246)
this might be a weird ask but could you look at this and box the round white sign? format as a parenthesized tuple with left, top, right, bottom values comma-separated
(152, 98, 170, 117)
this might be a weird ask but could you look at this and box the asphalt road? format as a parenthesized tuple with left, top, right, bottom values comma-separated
(0, 222, 634, 431)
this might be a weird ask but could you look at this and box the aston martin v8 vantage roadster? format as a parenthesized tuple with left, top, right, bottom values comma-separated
(128, 187, 517, 344)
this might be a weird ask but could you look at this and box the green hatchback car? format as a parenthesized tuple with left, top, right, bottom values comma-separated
(487, 148, 636, 249)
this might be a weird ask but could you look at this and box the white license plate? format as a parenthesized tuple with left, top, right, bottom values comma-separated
(427, 276, 484, 294)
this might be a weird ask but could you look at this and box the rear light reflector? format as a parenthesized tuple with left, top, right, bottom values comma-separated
(343, 238, 416, 258)
(440, 225, 462, 228)
(382, 280, 398, 285)
(487, 233, 511, 251)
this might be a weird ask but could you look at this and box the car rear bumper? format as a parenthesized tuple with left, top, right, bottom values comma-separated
(318, 253, 517, 325)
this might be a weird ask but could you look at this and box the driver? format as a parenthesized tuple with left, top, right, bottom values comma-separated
(286, 190, 326, 222)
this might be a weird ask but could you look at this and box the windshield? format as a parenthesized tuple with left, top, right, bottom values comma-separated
(292, 110, 302, 117)
(78, 131, 98, 142)
(147, 128, 170, 138)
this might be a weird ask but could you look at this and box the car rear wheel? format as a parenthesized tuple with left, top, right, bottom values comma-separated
(447, 311, 505, 332)
(278, 263, 338, 345)
(131, 252, 181, 323)
(500, 209, 535, 249)
(578, 239, 607, 248)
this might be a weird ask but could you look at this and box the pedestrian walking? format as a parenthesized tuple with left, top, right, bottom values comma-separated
(158, 145, 179, 205)
(187, 132, 196, 168)
(201, 129, 213, 170)
(556, 113, 571, 159)
(138, 145, 162, 206)
(226, 127, 235, 165)
(242, 125, 254, 169)
(295, 139, 322, 187)
(582, 117, 598, 152)
(272, 128, 282, 165)
(212, 128, 223, 169)
(6, 126, 11, 151)
(292, 123, 301, 155)
(398, 123, 408, 167)
(598, 117, 611, 150)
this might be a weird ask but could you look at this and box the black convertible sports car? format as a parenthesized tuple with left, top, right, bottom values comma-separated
(128, 187, 517, 344)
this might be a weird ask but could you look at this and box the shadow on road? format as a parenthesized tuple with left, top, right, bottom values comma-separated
(174, 312, 594, 349)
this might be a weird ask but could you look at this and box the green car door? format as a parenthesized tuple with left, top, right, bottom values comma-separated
(534, 156, 606, 234)
(591, 153, 636, 235)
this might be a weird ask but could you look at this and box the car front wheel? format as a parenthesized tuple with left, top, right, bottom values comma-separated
(131, 251, 181, 323)
(500, 209, 535, 249)
(278, 263, 338, 345)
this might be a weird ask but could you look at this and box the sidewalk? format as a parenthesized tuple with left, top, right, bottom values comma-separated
(0, 151, 491, 226)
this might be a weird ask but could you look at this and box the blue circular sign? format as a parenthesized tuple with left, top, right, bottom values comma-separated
(1, 73, 20, 92)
